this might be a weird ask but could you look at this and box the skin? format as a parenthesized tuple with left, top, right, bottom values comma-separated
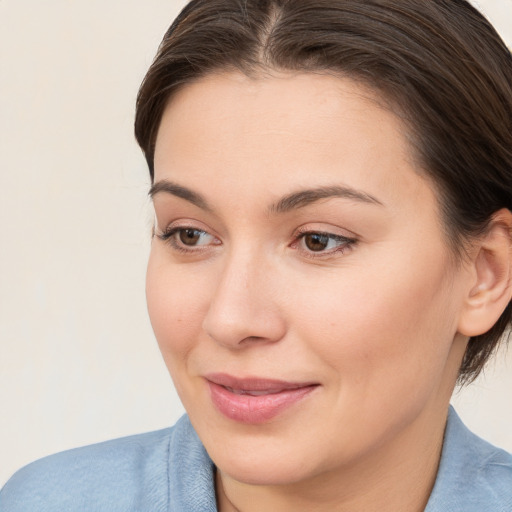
(146, 71, 507, 511)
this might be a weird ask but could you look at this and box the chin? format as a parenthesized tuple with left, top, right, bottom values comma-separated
(203, 426, 331, 487)
(217, 455, 312, 487)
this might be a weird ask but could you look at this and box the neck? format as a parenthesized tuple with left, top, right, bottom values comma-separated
(216, 404, 449, 512)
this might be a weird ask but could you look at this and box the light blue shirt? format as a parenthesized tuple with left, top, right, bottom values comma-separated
(1, 407, 511, 511)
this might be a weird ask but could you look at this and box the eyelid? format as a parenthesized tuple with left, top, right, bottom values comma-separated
(155, 220, 221, 254)
(291, 225, 358, 258)
(154, 217, 218, 238)
(294, 223, 358, 240)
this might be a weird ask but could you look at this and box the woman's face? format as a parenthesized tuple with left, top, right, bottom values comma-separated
(147, 72, 470, 485)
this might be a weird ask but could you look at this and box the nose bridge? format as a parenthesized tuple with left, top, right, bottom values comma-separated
(215, 247, 255, 309)
(202, 241, 285, 347)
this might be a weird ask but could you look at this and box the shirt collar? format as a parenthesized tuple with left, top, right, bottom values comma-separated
(425, 405, 512, 511)
(168, 407, 512, 512)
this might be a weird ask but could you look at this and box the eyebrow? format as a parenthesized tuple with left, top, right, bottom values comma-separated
(269, 185, 384, 213)
(149, 180, 213, 212)
(149, 180, 383, 213)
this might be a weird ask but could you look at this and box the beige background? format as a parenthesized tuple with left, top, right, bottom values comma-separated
(1, 0, 511, 486)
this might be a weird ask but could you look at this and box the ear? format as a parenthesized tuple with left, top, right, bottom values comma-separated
(457, 209, 512, 337)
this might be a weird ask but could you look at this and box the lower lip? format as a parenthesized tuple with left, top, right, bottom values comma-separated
(207, 381, 318, 424)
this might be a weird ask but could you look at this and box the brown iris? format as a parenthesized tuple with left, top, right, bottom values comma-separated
(179, 229, 202, 246)
(303, 233, 330, 252)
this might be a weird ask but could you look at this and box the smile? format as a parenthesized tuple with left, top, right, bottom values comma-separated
(225, 387, 287, 396)
(205, 374, 319, 424)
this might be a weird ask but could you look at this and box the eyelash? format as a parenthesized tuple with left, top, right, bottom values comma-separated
(156, 226, 357, 258)
(293, 229, 357, 259)
(156, 226, 218, 254)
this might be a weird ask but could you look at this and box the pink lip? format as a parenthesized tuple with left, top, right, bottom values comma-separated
(205, 373, 319, 424)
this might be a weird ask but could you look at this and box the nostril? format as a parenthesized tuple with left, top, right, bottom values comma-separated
(201, 258, 287, 347)
(202, 305, 286, 349)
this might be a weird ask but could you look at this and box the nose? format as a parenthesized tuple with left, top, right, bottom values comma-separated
(202, 249, 286, 348)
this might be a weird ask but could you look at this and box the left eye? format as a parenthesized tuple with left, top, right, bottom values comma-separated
(298, 232, 354, 253)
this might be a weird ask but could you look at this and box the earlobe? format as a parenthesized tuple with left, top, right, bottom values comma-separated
(457, 209, 512, 337)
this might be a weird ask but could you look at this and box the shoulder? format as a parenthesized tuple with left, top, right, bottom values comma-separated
(426, 406, 512, 512)
(0, 426, 174, 512)
(0, 415, 217, 512)
(468, 430, 512, 508)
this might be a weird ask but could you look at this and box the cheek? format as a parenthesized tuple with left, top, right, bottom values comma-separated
(284, 260, 460, 447)
(291, 254, 458, 388)
(145, 250, 209, 363)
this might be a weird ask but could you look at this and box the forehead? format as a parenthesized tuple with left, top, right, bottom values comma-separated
(153, 71, 435, 214)
(156, 71, 402, 154)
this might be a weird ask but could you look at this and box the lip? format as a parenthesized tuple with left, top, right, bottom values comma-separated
(205, 373, 319, 424)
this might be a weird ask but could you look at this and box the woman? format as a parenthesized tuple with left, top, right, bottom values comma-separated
(1, 0, 511, 510)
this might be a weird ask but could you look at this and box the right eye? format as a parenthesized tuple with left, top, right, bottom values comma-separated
(157, 226, 220, 252)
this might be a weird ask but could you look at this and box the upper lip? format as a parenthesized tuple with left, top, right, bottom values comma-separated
(205, 373, 319, 392)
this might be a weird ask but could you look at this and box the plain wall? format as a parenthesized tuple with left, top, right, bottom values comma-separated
(1, 0, 511, 487)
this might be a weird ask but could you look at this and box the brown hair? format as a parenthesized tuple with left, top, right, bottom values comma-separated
(135, 0, 512, 384)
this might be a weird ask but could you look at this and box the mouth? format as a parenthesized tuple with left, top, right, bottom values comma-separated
(205, 373, 319, 424)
